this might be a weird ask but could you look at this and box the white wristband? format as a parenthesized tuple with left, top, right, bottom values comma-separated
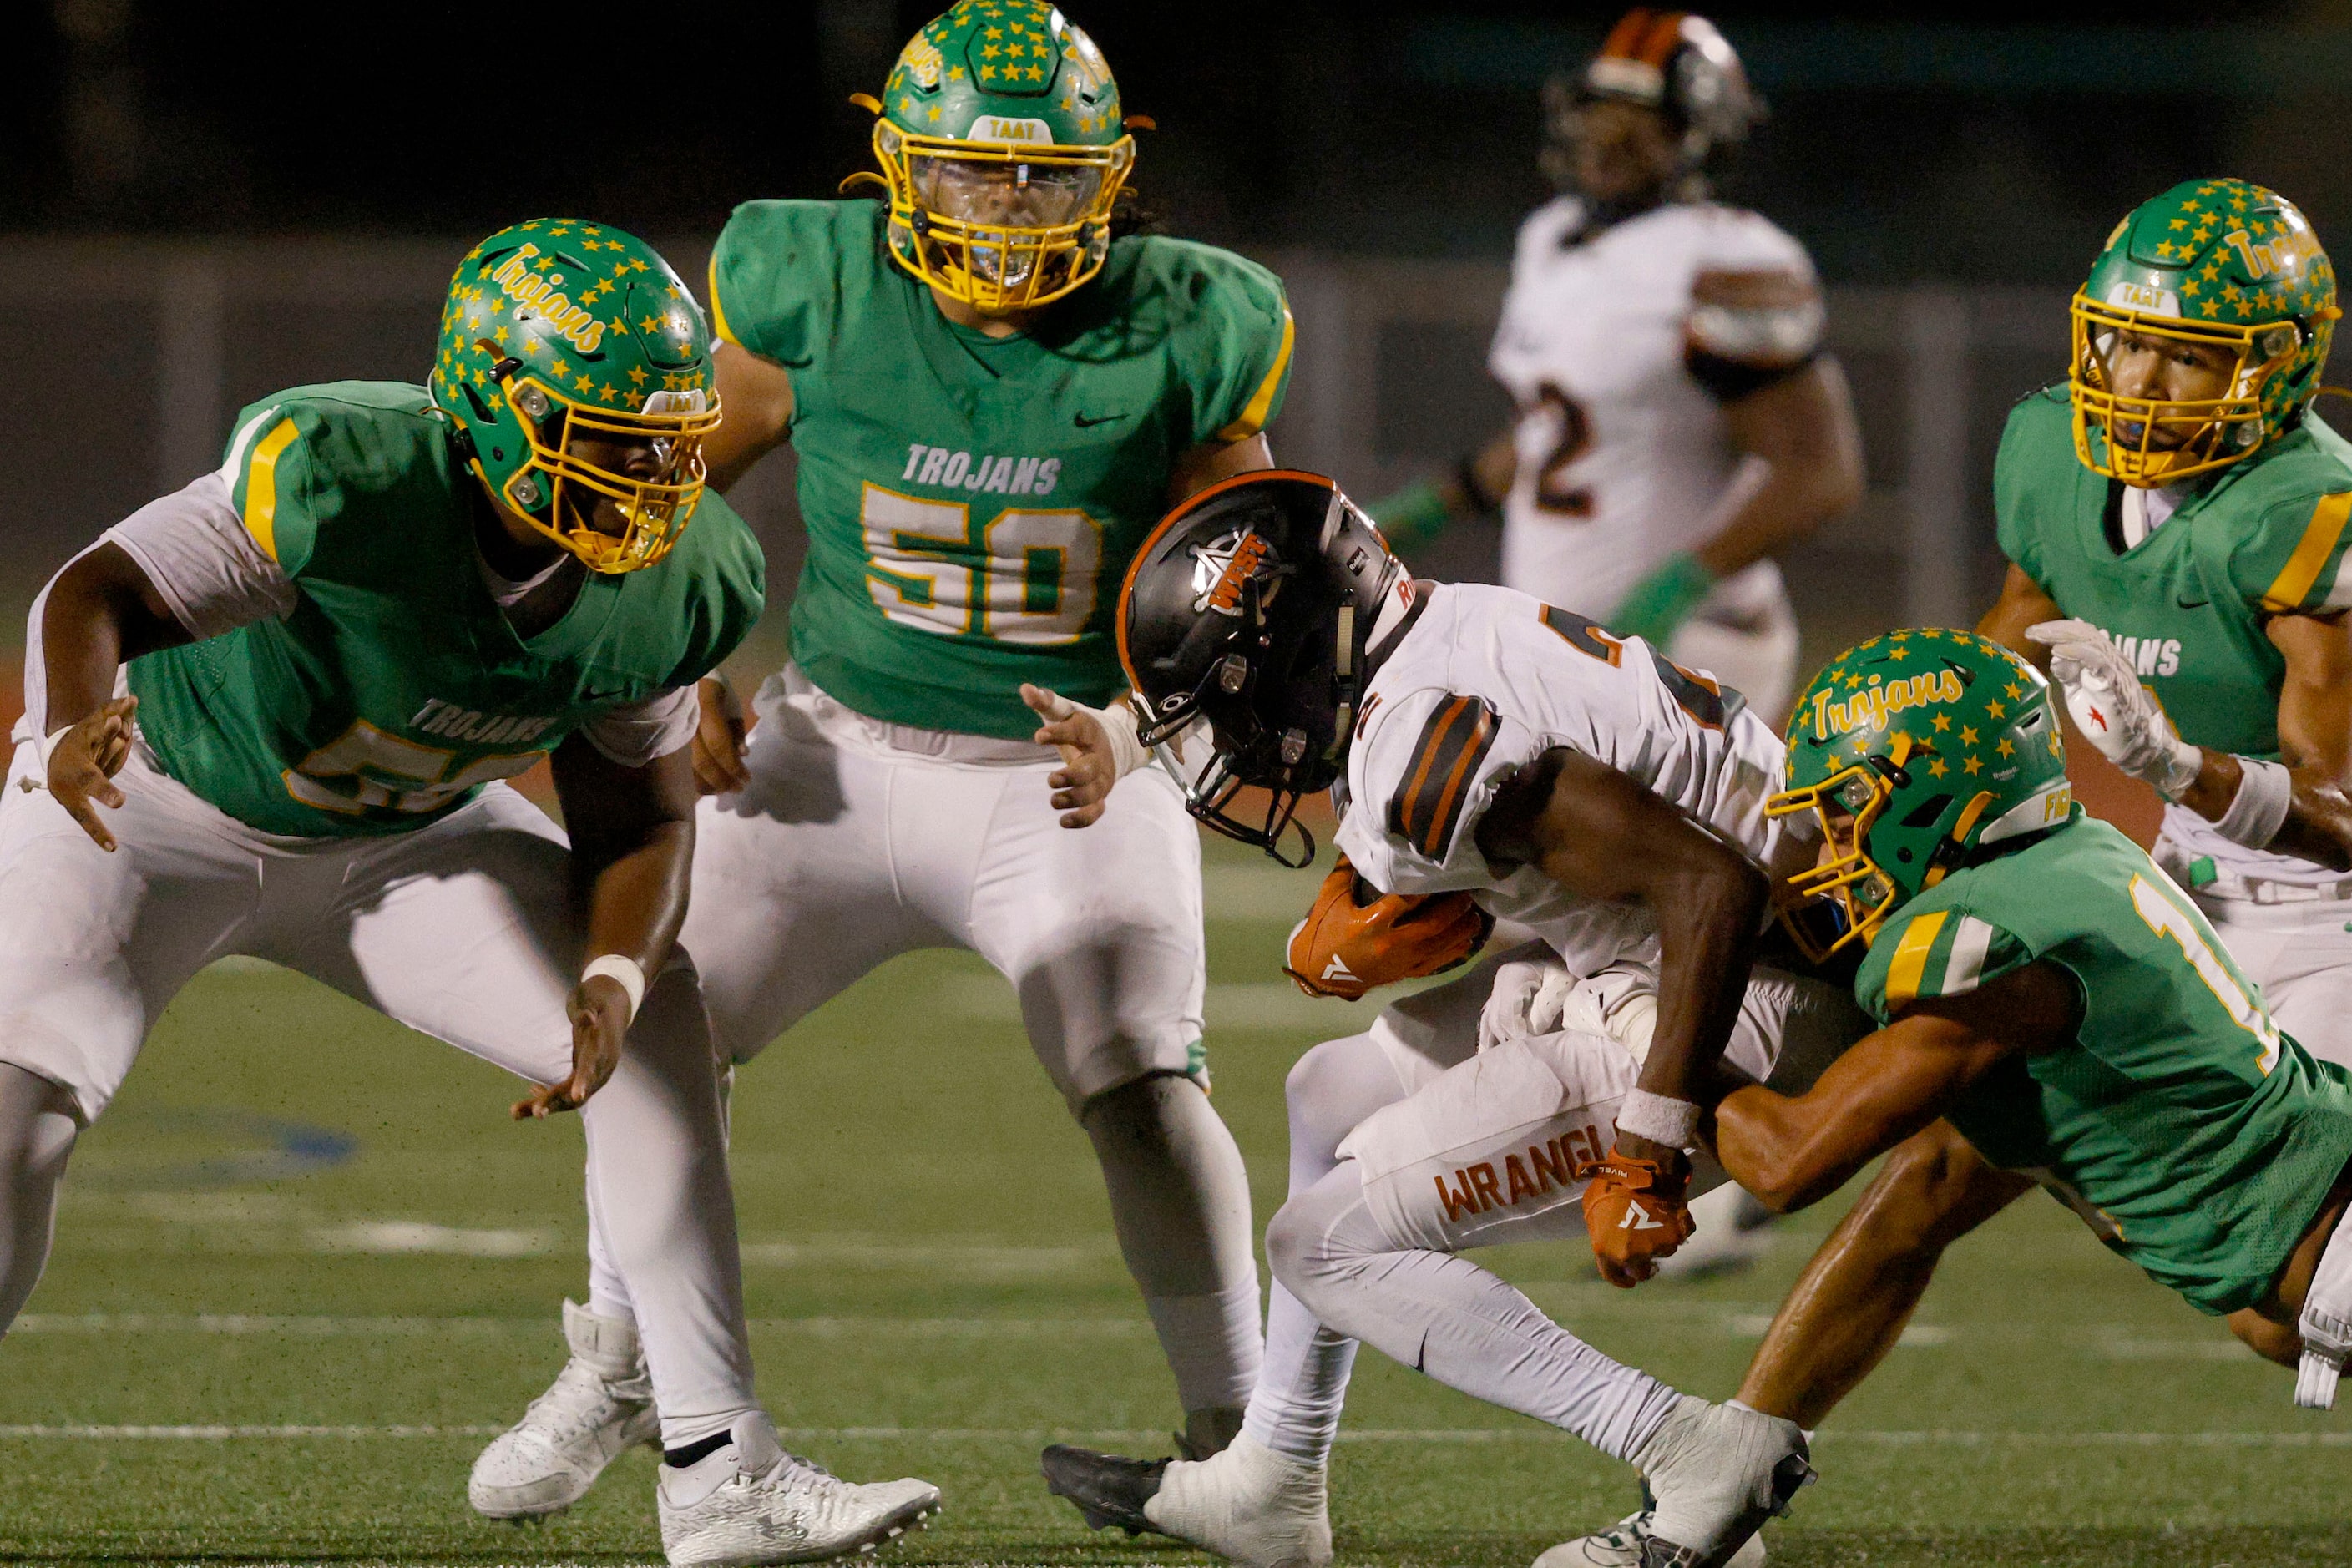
(1097, 695, 1150, 781)
(2213, 756, 2293, 850)
(1616, 1088, 1702, 1152)
(18, 723, 75, 794)
(580, 954, 647, 1024)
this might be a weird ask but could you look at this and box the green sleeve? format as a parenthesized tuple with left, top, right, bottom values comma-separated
(218, 397, 324, 577)
(1166, 242, 1295, 446)
(1854, 904, 2035, 1024)
(666, 490, 767, 687)
(1991, 387, 2069, 589)
(2230, 488, 2352, 615)
(707, 200, 842, 368)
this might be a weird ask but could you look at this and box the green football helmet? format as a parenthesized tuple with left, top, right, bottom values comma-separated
(430, 220, 721, 574)
(861, 0, 1134, 313)
(2071, 179, 2339, 487)
(1770, 630, 2071, 959)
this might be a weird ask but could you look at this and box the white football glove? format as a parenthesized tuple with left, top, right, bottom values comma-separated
(2026, 619, 2203, 799)
(1478, 953, 1574, 1053)
(1557, 964, 1661, 1067)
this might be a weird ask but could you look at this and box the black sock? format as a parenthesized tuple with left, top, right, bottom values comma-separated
(665, 1430, 734, 1468)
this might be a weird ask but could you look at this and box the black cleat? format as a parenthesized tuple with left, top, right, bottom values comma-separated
(1039, 1444, 1171, 1537)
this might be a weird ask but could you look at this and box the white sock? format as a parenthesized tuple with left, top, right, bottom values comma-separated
(1240, 1280, 1358, 1464)
(1144, 1281, 1266, 1415)
(583, 1166, 639, 1330)
(1269, 1164, 1683, 1463)
(1084, 1074, 1263, 1414)
(578, 966, 756, 1449)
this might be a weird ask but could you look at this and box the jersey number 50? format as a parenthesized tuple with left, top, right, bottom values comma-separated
(861, 483, 1104, 645)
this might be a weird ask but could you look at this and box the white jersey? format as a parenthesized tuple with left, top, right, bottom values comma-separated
(1335, 581, 1796, 973)
(1486, 197, 1823, 630)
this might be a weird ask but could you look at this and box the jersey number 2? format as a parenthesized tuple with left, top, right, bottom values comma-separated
(1530, 383, 1594, 517)
(2130, 873, 2282, 1074)
(862, 483, 1104, 645)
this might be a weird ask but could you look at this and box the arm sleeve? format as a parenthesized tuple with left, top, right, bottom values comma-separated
(1855, 908, 2034, 1023)
(579, 686, 698, 768)
(706, 201, 825, 367)
(1340, 686, 1543, 893)
(1188, 253, 1296, 444)
(215, 401, 321, 576)
(101, 471, 297, 640)
(2243, 489, 2352, 615)
(1992, 397, 2053, 587)
(1682, 216, 1823, 403)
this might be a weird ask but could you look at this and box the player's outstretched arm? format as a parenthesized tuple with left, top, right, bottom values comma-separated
(1363, 427, 1517, 549)
(1478, 746, 1768, 1283)
(701, 341, 796, 494)
(1975, 563, 2062, 666)
(1735, 1120, 2031, 1427)
(37, 543, 195, 850)
(2235, 610, 2352, 869)
(517, 737, 699, 1120)
(1695, 358, 1864, 579)
(1712, 959, 2070, 1211)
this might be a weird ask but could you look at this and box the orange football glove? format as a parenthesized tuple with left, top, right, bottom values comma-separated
(1581, 1146, 1695, 1289)
(1283, 856, 1495, 1001)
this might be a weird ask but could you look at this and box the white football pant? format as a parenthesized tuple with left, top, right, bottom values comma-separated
(584, 666, 1262, 1419)
(1245, 944, 1863, 1465)
(0, 740, 754, 1448)
(2192, 892, 2352, 1071)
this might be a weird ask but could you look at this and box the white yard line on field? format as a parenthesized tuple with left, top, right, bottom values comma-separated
(3, 1423, 2347, 1447)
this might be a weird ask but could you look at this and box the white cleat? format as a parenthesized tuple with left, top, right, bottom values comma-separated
(1618, 1398, 1811, 1568)
(470, 1298, 660, 1519)
(1648, 1186, 1776, 1282)
(1534, 1510, 1765, 1568)
(659, 1411, 940, 1566)
(1143, 1433, 1333, 1568)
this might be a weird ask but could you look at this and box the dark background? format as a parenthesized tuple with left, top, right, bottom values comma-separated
(11, 1, 2344, 276)
(6, 0, 2349, 668)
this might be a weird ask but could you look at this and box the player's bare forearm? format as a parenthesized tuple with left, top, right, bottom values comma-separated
(704, 341, 796, 493)
(40, 543, 190, 727)
(1477, 746, 1767, 1129)
(2177, 611, 2352, 869)
(551, 737, 698, 977)
(1713, 966, 2061, 1211)
(1168, 431, 1275, 503)
(1975, 564, 2063, 670)
(1737, 1120, 2031, 1426)
(1434, 427, 1520, 517)
(1692, 357, 1864, 579)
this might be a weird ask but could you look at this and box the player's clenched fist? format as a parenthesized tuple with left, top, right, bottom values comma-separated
(1285, 855, 1494, 1001)
(1581, 1145, 1695, 1288)
(42, 695, 140, 852)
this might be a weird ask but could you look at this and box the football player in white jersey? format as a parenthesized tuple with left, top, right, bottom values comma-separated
(1372, 8, 1860, 727)
(1040, 472, 1864, 1568)
(1372, 8, 1864, 1282)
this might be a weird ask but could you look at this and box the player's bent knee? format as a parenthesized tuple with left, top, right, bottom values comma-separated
(2227, 1307, 2304, 1368)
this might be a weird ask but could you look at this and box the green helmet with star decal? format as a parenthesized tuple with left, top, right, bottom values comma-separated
(1769, 630, 2071, 960)
(861, 1, 1135, 313)
(2071, 179, 2340, 487)
(429, 220, 721, 574)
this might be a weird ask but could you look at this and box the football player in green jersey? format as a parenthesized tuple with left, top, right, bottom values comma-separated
(0, 221, 943, 1565)
(476, 0, 1292, 1515)
(1600, 634, 2352, 1480)
(1975, 180, 2352, 1073)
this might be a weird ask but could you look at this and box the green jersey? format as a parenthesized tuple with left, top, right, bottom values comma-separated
(128, 382, 765, 838)
(1855, 812, 2352, 1313)
(708, 199, 1293, 738)
(1995, 386, 2352, 758)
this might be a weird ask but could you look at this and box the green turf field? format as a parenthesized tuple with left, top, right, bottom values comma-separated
(0, 841, 2343, 1567)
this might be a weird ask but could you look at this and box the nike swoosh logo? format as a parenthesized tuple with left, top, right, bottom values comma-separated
(584, 687, 632, 702)
(2177, 594, 2211, 609)
(1074, 411, 1126, 428)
